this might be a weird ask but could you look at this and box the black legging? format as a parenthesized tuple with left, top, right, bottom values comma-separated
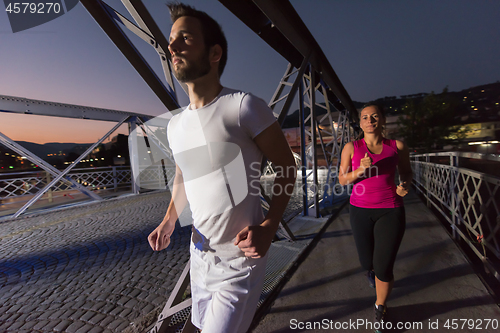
(349, 204, 406, 282)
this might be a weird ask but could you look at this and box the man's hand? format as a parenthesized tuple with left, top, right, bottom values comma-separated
(234, 221, 277, 258)
(396, 181, 410, 197)
(148, 221, 176, 251)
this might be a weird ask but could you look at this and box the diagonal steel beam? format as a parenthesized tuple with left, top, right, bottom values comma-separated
(219, 0, 357, 117)
(0, 132, 102, 202)
(80, 0, 180, 111)
(13, 116, 129, 217)
(0, 94, 149, 122)
(274, 55, 310, 127)
(148, 261, 191, 333)
(120, 0, 189, 97)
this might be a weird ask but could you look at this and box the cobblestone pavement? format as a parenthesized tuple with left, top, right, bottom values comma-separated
(0, 177, 315, 333)
(0, 191, 191, 333)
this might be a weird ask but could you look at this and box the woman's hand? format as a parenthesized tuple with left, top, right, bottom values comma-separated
(396, 181, 410, 197)
(359, 152, 372, 171)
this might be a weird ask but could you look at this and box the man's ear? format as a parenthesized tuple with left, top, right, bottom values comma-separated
(210, 44, 223, 63)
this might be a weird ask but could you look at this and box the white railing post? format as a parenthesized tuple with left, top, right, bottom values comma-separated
(113, 166, 118, 191)
(450, 153, 458, 239)
(425, 155, 431, 208)
(46, 171, 53, 203)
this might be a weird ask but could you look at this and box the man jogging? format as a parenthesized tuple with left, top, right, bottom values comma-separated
(148, 3, 296, 332)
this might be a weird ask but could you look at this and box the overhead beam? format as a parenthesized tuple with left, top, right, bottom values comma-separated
(0, 94, 172, 127)
(80, 0, 180, 111)
(120, 0, 188, 96)
(218, 0, 357, 116)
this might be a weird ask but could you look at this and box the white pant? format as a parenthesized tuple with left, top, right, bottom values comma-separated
(189, 244, 268, 333)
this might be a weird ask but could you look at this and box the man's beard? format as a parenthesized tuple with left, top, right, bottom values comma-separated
(173, 50, 211, 82)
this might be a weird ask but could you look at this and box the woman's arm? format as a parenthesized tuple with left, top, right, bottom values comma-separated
(396, 140, 412, 196)
(338, 142, 372, 185)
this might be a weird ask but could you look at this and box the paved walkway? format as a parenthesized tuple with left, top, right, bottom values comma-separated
(252, 192, 500, 332)
(0, 183, 311, 333)
(2, 189, 499, 333)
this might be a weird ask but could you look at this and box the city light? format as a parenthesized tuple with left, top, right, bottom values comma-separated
(468, 141, 499, 145)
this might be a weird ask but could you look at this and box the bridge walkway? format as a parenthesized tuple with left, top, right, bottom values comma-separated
(0, 190, 499, 332)
(252, 191, 500, 332)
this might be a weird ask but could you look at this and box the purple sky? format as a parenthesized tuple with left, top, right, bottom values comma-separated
(1, 0, 499, 144)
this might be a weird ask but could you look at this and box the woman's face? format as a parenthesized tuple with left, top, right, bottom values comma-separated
(360, 106, 386, 134)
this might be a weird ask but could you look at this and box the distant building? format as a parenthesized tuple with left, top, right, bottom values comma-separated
(280, 81, 500, 154)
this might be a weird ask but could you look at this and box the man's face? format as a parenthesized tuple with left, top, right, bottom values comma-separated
(168, 16, 211, 83)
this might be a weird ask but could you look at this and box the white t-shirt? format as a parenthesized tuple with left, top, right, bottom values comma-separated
(167, 87, 277, 257)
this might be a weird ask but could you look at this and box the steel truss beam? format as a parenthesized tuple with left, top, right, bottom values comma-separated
(0, 94, 149, 122)
(12, 117, 129, 217)
(0, 132, 103, 201)
(0, 93, 167, 217)
(219, 0, 359, 216)
(120, 0, 180, 96)
(148, 261, 193, 333)
(80, 0, 181, 112)
(270, 61, 354, 216)
(78, 1, 359, 332)
(219, 0, 357, 119)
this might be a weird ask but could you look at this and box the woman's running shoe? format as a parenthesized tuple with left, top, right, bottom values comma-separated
(374, 303, 387, 333)
(374, 303, 387, 322)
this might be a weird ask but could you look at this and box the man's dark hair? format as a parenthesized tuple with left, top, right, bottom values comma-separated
(167, 2, 228, 77)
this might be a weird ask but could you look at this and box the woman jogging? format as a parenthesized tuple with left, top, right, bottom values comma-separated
(339, 102, 412, 325)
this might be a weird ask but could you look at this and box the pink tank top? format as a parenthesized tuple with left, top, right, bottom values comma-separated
(349, 138, 404, 208)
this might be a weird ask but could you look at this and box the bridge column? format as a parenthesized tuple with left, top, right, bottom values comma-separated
(426, 154, 431, 208)
(449, 152, 459, 240)
(128, 118, 141, 195)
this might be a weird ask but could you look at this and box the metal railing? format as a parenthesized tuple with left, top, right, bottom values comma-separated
(0, 165, 176, 208)
(0, 166, 131, 199)
(411, 152, 500, 281)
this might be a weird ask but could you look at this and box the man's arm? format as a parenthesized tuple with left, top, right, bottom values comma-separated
(235, 122, 297, 258)
(148, 164, 188, 251)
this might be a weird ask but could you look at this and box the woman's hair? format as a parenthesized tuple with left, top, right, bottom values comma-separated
(355, 102, 386, 140)
(167, 2, 228, 77)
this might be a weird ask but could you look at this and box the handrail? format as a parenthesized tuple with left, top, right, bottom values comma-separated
(412, 151, 500, 163)
(410, 152, 500, 281)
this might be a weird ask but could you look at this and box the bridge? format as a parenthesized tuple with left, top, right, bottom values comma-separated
(1, 1, 499, 332)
